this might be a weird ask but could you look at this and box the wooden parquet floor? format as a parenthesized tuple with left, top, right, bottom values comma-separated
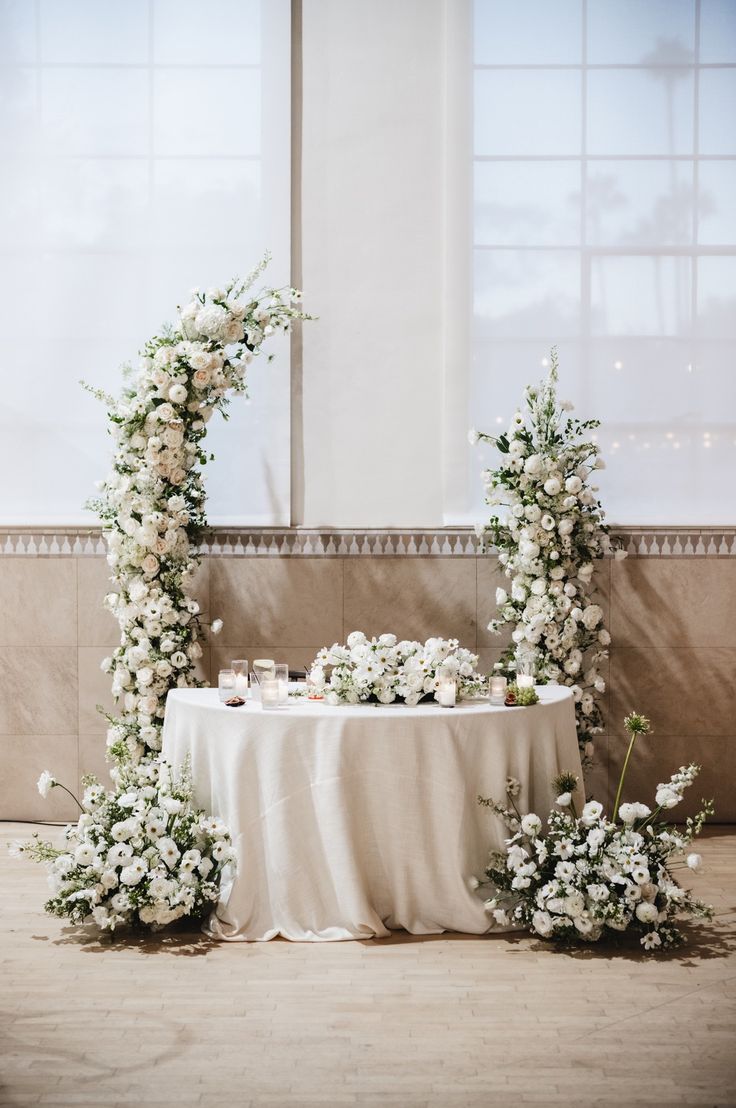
(1, 823, 735, 1108)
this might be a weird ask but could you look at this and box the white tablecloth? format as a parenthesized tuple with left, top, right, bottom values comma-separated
(162, 686, 582, 942)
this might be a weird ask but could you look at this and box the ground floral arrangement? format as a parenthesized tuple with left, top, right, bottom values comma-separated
(16, 760, 232, 930)
(13, 255, 311, 931)
(308, 632, 486, 705)
(470, 351, 625, 759)
(477, 713, 714, 952)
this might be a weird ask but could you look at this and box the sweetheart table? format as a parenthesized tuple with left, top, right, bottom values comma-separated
(162, 686, 582, 942)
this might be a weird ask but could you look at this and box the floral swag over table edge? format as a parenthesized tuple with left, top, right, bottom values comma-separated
(308, 632, 486, 704)
(13, 254, 312, 932)
(470, 351, 626, 761)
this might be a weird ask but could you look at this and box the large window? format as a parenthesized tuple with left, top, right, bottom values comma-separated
(469, 0, 736, 525)
(0, 0, 290, 525)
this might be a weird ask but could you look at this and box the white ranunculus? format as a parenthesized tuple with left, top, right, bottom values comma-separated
(169, 384, 187, 404)
(532, 910, 554, 936)
(565, 475, 582, 494)
(635, 901, 658, 923)
(543, 476, 561, 496)
(580, 800, 603, 827)
(521, 813, 542, 837)
(524, 454, 544, 476)
(37, 771, 56, 798)
(557, 518, 574, 536)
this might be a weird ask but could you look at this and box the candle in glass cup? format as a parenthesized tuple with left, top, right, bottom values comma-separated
(231, 659, 248, 696)
(437, 678, 456, 707)
(218, 669, 236, 702)
(260, 679, 279, 709)
(274, 663, 289, 706)
(490, 675, 507, 705)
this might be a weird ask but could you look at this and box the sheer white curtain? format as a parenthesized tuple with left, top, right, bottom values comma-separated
(0, 0, 291, 526)
(461, 0, 736, 525)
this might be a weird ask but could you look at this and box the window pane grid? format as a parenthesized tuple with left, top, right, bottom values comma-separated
(470, 0, 736, 525)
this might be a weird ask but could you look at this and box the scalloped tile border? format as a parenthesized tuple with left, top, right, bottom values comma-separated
(0, 526, 735, 557)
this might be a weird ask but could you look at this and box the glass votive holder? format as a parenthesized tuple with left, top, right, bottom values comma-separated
(253, 658, 275, 681)
(490, 675, 507, 705)
(274, 663, 289, 706)
(231, 659, 248, 696)
(249, 672, 261, 703)
(437, 677, 456, 708)
(515, 653, 536, 688)
(260, 678, 279, 710)
(218, 669, 236, 702)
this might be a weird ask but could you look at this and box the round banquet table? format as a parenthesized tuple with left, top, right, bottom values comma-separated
(162, 685, 583, 942)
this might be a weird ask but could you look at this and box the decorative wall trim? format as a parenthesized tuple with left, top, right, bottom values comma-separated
(1, 526, 735, 557)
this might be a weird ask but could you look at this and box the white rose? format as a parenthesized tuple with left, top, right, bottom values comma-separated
(544, 477, 561, 496)
(581, 604, 603, 630)
(524, 454, 544, 476)
(635, 902, 659, 923)
(565, 475, 583, 494)
(192, 367, 211, 389)
(142, 553, 159, 576)
(558, 518, 574, 536)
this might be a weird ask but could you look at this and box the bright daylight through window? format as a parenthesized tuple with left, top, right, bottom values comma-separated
(470, 0, 736, 525)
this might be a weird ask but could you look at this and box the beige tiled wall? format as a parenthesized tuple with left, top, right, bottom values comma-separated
(1, 555, 734, 821)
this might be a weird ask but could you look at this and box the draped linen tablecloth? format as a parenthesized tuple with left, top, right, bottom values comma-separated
(162, 686, 582, 942)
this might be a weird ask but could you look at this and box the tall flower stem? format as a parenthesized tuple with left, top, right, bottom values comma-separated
(52, 783, 84, 814)
(613, 712, 652, 822)
(612, 731, 638, 823)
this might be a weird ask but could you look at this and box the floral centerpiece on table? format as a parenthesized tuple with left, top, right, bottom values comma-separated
(477, 713, 714, 952)
(309, 632, 486, 705)
(469, 351, 625, 759)
(14, 759, 234, 932)
(12, 254, 311, 932)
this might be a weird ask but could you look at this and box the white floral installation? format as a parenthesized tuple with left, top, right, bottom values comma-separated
(13, 760, 233, 932)
(476, 713, 714, 952)
(14, 254, 311, 931)
(469, 351, 624, 757)
(309, 631, 486, 705)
